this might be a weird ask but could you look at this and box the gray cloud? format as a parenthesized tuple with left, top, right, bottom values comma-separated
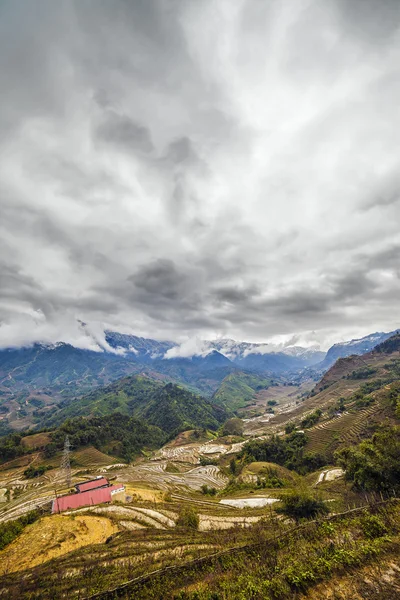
(0, 0, 399, 351)
(95, 110, 154, 154)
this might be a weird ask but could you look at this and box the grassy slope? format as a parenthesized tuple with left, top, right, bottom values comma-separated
(0, 500, 398, 599)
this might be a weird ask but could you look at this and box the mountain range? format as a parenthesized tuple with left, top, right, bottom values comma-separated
(0, 328, 397, 433)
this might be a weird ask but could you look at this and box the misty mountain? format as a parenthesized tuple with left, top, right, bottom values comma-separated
(318, 331, 399, 369)
(0, 343, 142, 399)
(105, 331, 175, 359)
(208, 339, 325, 373)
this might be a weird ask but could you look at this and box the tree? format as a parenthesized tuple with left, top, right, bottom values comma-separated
(335, 426, 400, 493)
(222, 418, 244, 437)
(285, 423, 296, 435)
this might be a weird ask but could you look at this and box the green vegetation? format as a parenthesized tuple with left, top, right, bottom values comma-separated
(52, 413, 166, 461)
(212, 371, 271, 411)
(23, 464, 52, 478)
(255, 469, 285, 489)
(0, 412, 166, 463)
(0, 433, 29, 461)
(336, 425, 400, 493)
(284, 422, 296, 434)
(0, 510, 40, 551)
(0, 379, 230, 463)
(30, 502, 396, 600)
(53, 376, 228, 436)
(177, 506, 199, 530)
(238, 432, 327, 474)
(220, 417, 244, 437)
(201, 484, 217, 496)
(277, 491, 329, 521)
(347, 367, 377, 379)
(138, 383, 227, 435)
(301, 408, 322, 428)
(375, 333, 400, 354)
(46, 375, 164, 425)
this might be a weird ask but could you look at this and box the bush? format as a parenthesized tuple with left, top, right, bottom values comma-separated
(23, 465, 52, 479)
(238, 431, 314, 473)
(360, 515, 388, 539)
(277, 492, 329, 522)
(177, 506, 199, 530)
(201, 484, 217, 496)
(0, 510, 40, 550)
(285, 423, 296, 434)
(300, 409, 322, 429)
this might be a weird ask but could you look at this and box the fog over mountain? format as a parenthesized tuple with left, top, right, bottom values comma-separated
(1, 0, 400, 351)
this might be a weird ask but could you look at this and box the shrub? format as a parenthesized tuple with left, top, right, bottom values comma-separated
(177, 506, 199, 530)
(201, 484, 217, 496)
(360, 515, 388, 539)
(23, 465, 51, 479)
(301, 409, 322, 429)
(0, 510, 40, 550)
(277, 491, 329, 521)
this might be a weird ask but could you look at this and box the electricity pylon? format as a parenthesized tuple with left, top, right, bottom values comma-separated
(61, 435, 71, 488)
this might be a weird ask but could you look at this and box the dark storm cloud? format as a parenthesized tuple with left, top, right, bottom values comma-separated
(129, 259, 188, 301)
(0, 0, 399, 351)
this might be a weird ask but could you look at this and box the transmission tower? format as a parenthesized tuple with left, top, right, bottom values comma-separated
(61, 435, 71, 488)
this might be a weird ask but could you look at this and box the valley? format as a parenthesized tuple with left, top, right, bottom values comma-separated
(0, 332, 399, 598)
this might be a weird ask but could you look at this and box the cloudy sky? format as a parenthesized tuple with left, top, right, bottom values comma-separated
(1, 0, 400, 351)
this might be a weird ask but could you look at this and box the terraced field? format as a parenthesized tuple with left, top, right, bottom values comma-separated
(305, 400, 388, 454)
(119, 462, 228, 492)
(154, 439, 246, 464)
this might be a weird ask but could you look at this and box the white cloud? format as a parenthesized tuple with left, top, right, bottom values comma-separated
(164, 337, 212, 359)
(0, 0, 399, 349)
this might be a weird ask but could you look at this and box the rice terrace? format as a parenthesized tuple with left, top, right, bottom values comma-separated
(1, 1, 400, 597)
(0, 334, 399, 598)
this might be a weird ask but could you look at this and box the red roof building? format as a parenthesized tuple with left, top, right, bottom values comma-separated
(52, 484, 125, 513)
(75, 477, 109, 493)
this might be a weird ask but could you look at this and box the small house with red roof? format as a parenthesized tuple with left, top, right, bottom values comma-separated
(75, 476, 109, 494)
(52, 476, 125, 514)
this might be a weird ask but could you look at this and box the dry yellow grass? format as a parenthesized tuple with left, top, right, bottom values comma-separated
(0, 515, 117, 575)
(124, 484, 165, 503)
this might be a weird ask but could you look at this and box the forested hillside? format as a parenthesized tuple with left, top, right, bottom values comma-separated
(212, 371, 272, 410)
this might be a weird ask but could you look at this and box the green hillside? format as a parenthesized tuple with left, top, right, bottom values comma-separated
(139, 382, 228, 435)
(43, 375, 228, 436)
(0, 412, 166, 463)
(44, 375, 165, 426)
(212, 371, 272, 411)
